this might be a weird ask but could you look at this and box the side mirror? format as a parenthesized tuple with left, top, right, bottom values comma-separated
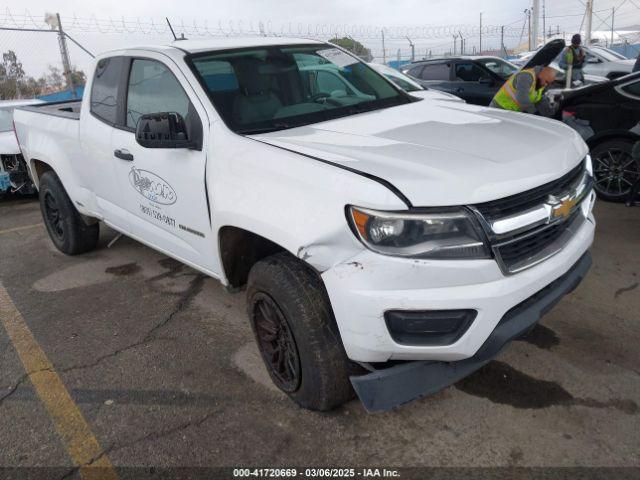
(479, 77, 494, 85)
(135, 112, 200, 150)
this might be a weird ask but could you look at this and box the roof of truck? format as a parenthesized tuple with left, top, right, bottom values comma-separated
(96, 37, 329, 59)
(169, 37, 325, 53)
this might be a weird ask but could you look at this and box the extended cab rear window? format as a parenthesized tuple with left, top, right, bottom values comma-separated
(189, 44, 410, 134)
(90, 57, 126, 124)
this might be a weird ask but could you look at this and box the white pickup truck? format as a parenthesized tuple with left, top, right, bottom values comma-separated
(14, 38, 596, 412)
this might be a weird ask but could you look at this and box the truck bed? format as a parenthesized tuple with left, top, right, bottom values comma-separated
(19, 100, 82, 120)
(13, 100, 83, 189)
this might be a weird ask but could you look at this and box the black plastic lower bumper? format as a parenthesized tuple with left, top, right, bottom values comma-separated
(350, 252, 592, 413)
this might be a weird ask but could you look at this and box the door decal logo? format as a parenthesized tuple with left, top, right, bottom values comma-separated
(129, 167, 177, 205)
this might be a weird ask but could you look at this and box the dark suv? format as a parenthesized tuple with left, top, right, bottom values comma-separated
(401, 56, 519, 106)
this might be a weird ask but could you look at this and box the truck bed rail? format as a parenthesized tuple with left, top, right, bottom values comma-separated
(18, 100, 81, 120)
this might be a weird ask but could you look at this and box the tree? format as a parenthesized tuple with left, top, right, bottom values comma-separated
(0, 50, 26, 99)
(328, 37, 373, 62)
(0, 49, 86, 100)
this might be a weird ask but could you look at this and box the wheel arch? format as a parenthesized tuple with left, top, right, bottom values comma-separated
(29, 158, 54, 189)
(218, 225, 290, 290)
(587, 131, 639, 149)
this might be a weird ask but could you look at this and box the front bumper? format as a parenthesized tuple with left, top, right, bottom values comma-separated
(322, 212, 594, 363)
(350, 251, 592, 412)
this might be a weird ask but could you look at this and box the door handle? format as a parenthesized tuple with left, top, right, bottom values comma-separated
(455, 87, 464, 93)
(114, 149, 134, 161)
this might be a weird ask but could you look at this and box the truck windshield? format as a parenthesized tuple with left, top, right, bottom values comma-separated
(190, 44, 411, 134)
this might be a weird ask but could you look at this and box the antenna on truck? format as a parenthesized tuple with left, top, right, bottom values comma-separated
(166, 17, 187, 41)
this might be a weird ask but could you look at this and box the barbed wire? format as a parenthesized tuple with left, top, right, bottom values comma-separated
(0, 8, 525, 40)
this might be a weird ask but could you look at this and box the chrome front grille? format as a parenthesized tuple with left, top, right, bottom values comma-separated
(471, 160, 593, 275)
(475, 163, 586, 222)
(492, 211, 586, 274)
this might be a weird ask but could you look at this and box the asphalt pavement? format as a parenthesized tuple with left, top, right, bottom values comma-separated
(0, 196, 638, 478)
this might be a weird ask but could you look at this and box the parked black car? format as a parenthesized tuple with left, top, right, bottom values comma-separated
(400, 56, 518, 106)
(559, 72, 640, 201)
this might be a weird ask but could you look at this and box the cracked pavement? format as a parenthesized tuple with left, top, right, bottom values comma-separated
(0, 196, 639, 476)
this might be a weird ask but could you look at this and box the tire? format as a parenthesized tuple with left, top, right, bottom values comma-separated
(591, 139, 640, 202)
(39, 171, 99, 255)
(246, 252, 355, 411)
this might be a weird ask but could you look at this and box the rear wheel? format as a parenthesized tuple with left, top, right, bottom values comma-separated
(39, 171, 99, 255)
(591, 139, 640, 202)
(246, 253, 355, 411)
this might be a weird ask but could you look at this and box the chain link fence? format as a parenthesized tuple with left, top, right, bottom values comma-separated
(11, 9, 633, 102)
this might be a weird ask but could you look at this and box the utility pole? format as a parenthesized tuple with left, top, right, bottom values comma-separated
(479, 12, 483, 54)
(381, 29, 386, 65)
(532, 0, 540, 49)
(459, 31, 465, 55)
(585, 0, 593, 46)
(500, 26, 505, 58)
(542, 0, 547, 42)
(453, 34, 458, 55)
(46, 13, 76, 99)
(611, 7, 615, 47)
(527, 9, 532, 51)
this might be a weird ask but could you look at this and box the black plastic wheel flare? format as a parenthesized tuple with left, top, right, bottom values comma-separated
(594, 149, 639, 196)
(252, 293, 301, 392)
(44, 192, 64, 241)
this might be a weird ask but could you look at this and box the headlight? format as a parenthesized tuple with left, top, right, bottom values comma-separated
(585, 154, 593, 176)
(348, 206, 490, 259)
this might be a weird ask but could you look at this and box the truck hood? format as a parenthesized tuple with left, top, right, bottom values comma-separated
(253, 100, 588, 206)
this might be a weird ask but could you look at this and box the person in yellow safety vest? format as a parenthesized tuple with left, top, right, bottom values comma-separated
(489, 67, 557, 113)
(559, 34, 586, 85)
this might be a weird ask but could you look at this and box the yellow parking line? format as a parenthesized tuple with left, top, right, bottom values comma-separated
(0, 223, 43, 235)
(0, 282, 118, 480)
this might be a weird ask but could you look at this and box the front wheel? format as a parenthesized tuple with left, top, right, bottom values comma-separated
(591, 139, 640, 202)
(39, 171, 99, 255)
(246, 253, 355, 411)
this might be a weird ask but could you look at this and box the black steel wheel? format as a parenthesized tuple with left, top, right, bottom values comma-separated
(38, 171, 99, 255)
(246, 253, 355, 411)
(43, 191, 65, 242)
(592, 139, 640, 202)
(251, 293, 301, 393)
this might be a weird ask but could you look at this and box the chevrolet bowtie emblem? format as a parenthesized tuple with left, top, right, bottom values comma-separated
(552, 197, 577, 219)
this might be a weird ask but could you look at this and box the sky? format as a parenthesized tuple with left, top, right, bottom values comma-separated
(1, 0, 639, 77)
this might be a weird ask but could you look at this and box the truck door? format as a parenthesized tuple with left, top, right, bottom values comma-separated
(110, 55, 214, 270)
(77, 56, 131, 231)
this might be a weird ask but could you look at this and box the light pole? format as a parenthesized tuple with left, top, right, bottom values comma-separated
(479, 12, 483, 54)
(406, 37, 415, 62)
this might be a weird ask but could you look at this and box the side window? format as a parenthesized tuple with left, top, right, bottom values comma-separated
(407, 66, 424, 78)
(419, 64, 451, 81)
(455, 63, 487, 82)
(126, 59, 192, 129)
(621, 81, 640, 98)
(91, 56, 125, 124)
